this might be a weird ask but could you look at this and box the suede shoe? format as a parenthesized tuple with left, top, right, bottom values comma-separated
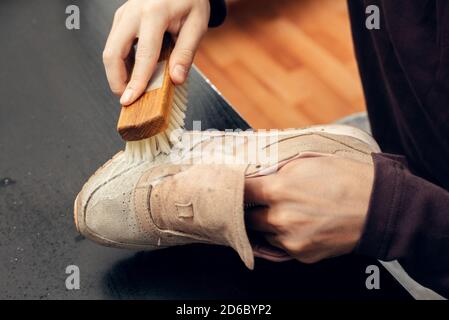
(74, 125, 379, 269)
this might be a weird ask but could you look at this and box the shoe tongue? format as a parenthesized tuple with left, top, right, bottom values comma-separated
(150, 164, 254, 269)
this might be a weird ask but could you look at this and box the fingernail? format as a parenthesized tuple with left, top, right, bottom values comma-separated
(120, 88, 133, 105)
(173, 64, 187, 82)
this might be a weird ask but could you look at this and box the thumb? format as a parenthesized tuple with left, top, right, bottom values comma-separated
(169, 15, 207, 84)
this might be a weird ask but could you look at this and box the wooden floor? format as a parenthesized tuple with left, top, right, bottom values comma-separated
(195, 0, 365, 129)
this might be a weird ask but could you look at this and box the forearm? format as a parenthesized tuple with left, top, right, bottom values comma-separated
(356, 153, 449, 297)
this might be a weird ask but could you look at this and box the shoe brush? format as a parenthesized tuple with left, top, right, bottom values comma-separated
(117, 34, 188, 162)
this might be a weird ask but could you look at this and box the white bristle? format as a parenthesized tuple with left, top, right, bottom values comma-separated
(177, 83, 188, 95)
(170, 108, 184, 125)
(174, 88, 187, 99)
(169, 114, 183, 128)
(145, 140, 154, 161)
(156, 134, 170, 154)
(167, 123, 176, 132)
(169, 129, 182, 142)
(171, 104, 182, 119)
(124, 83, 188, 163)
(171, 102, 180, 115)
(174, 92, 188, 106)
(150, 138, 157, 157)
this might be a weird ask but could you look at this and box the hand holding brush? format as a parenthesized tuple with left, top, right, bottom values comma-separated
(102, 0, 211, 161)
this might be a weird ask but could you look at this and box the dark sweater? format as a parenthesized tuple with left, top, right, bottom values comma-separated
(348, 0, 449, 297)
(210, 0, 449, 297)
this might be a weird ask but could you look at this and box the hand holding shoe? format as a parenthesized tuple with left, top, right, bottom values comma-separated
(245, 155, 374, 264)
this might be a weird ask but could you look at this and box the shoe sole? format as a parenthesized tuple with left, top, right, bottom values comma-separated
(74, 125, 379, 238)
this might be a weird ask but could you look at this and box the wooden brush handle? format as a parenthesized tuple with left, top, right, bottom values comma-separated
(117, 34, 175, 141)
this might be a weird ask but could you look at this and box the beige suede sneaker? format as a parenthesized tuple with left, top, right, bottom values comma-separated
(74, 125, 379, 269)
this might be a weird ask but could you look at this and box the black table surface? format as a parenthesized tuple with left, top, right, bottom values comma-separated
(0, 0, 411, 299)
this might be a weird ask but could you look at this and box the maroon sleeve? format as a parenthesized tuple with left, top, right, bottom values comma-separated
(355, 153, 449, 297)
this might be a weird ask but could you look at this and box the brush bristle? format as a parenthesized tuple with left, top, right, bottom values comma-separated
(124, 81, 188, 163)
